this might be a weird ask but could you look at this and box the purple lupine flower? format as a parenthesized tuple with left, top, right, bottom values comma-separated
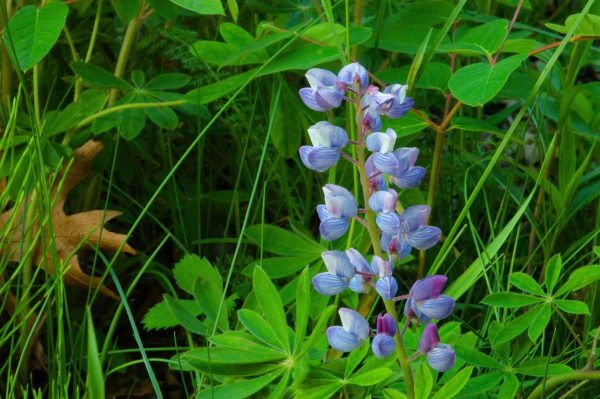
(366, 128, 397, 154)
(369, 189, 401, 235)
(372, 313, 397, 358)
(419, 323, 456, 372)
(366, 155, 387, 191)
(384, 205, 441, 258)
(326, 308, 370, 352)
(299, 68, 345, 111)
(346, 248, 377, 293)
(338, 63, 369, 89)
(373, 147, 426, 189)
(317, 184, 357, 241)
(299, 121, 349, 172)
(404, 275, 455, 322)
(381, 84, 414, 118)
(312, 251, 355, 296)
(372, 256, 398, 300)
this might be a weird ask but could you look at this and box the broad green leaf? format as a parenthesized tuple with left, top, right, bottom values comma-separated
(196, 371, 282, 399)
(177, 347, 285, 376)
(271, 80, 303, 158)
(209, 332, 285, 356)
(376, 62, 452, 92)
(502, 38, 540, 54)
(516, 359, 573, 377)
(117, 108, 146, 140)
(164, 295, 206, 335)
(453, 345, 502, 369)
(294, 268, 310, 352)
(393, 1, 455, 26)
(448, 54, 527, 106)
(545, 254, 562, 294)
(375, 24, 450, 55)
(70, 61, 131, 90)
(493, 306, 539, 344)
(528, 303, 552, 341)
(482, 292, 543, 308)
(498, 373, 519, 399)
(431, 366, 473, 399)
(253, 267, 290, 353)
(168, 0, 224, 15)
(449, 19, 508, 56)
(345, 341, 370, 379)
(459, 371, 505, 396)
(555, 265, 600, 296)
(144, 105, 178, 130)
(348, 368, 393, 386)
(554, 300, 590, 315)
(383, 112, 429, 137)
(509, 272, 545, 296)
(547, 13, 600, 36)
(414, 361, 433, 399)
(238, 309, 285, 350)
(86, 307, 104, 399)
(3, 2, 68, 70)
(245, 224, 324, 256)
(145, 73, 191, 90)
(243, 255, 318, 279)
(143, 299, 201, 330)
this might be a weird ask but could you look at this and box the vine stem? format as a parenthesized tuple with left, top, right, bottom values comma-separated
(351, 87, 415, 399)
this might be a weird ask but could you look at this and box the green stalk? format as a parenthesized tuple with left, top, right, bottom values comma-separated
(527, 370, 600, 399)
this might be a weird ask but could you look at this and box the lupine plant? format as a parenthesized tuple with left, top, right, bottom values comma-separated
(298, 62, 456, 397)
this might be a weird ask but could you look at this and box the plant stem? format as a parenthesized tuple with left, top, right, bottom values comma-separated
(527, 370, 600, 399)
(384, 299, 415, 399)
(108, 13, 142, 105)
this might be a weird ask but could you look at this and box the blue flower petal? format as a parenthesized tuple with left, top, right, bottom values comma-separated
(372, 333, 395, 358)
(322, 251, 355, 278)
(391, 166, 426, 188)
(315, 86, 343, 109)
(420, 295, 455, 320)
(369, 189, 397, 213)
(326, 326, 361, 352)
(376, 212, 401, 235)
(410, 275, 448, 301)
(298, 146, 340, 172)
(346, 248, 371, 273)
(312, 273, 348, 296)
(376, 313, 397, 336)
(349, 275, 367, 293)
(373, 152, 400, 175)
(306, 68, 338, 88)
(376, 275, 398, 300)
(419, 323, 440, 354)
(299, 88, 326, 112)
(339, 308, 370, 340)
(338, 63, 368, 88)
(427, 344, 456, 372)
(386, 96, 414, 118)
(406, 226, 442, 250)
(319, 217, 349, 241)
(316, 204, 329, 221)
(399, 205, 430, 231)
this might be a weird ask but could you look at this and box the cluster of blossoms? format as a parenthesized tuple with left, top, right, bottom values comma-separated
(298, 63, 456, 372)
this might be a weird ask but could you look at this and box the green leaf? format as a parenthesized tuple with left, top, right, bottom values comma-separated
(554, 300, 590, 315)
(71, 61, 132, 90)
(271, 80, 303, 158)
(177, 347, 285, 376)
(446, 19, 508, 56)
(3, 2, 68, 70)
(498, 373, 519, 399)
(144, 105, 178, 130)
(509, 272, 545, 296)
(482, 292, 543, 308)
(453, 346, 502, 369)
(555, 265, 600, 296)
(110, 0, 141, 23)
(414, 361, 433, 399)
(294, 268, 310, 352)
(86, 307, 104, 399)
(547, 13, 600, 36)
(143, 299, 201, 330)
(243, 255, 318, 279)
(448, 54, 527, 106)
(345, 341, 370, 379)
(348, 368, 393, 386)
(298, 305, 336, 357)
(528, 303, 552, 341)
(544, 254, 562, 294)
(245, 224, 324, 256)
(238, 309, 285, 351)
(253, 267, 290, 353)
(209, 332, 285, 356)
(145, 73, 191, 90)
(168, 0, 224, 15)
(516, 359, 573, 377)
(493, 306, 539, 344)
(164, 295, 206, 335)
(196, 371, 282, 399)
(383, 389, 407, 399)
(226, 0, 239, 22)
(459, 371, 504, 396)
(383, 112, 429, 137)
(173, 254, 221, 295)
(117, 108, 146, 140)
(431, 366, 473, 399)
(448, 116, 503, 134)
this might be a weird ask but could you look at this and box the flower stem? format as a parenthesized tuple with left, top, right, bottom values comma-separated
(384, 299, 415, 399)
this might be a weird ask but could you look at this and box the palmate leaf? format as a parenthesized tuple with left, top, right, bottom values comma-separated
(528, 303, 552, 341)
(196, 371, 283, 399)
(431, 366, 473, 399)
(509, 272, 545, 296)
(482, 292, 543, 308)
(414, 361, 433, 399)
(253, 266, 291, 353)
(544, 254, 562, 294)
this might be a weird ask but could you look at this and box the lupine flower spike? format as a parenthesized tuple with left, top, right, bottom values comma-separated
(404, 275, 455, 322)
